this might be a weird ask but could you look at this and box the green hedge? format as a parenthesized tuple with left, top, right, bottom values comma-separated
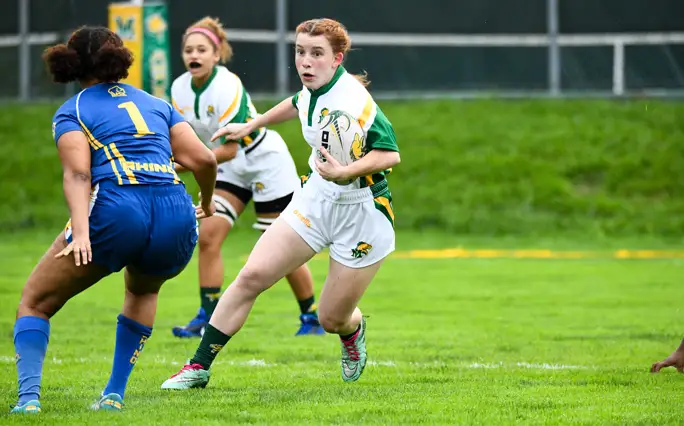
(1, 99, 683, 236)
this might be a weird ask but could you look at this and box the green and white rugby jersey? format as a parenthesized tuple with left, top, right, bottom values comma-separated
(292, 66, 399, 189)
(171, 65, 264, 150)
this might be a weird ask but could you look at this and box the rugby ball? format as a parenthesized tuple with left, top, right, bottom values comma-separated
(317, 110, 366, 166)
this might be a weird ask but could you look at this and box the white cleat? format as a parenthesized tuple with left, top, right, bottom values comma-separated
(161, 363, 210, 390)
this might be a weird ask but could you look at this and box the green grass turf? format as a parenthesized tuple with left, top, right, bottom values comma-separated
(0, 229, 682, 424)
(3, 98, 684, 237)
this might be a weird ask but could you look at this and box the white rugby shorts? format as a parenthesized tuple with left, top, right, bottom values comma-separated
(282, 171, 395, 268)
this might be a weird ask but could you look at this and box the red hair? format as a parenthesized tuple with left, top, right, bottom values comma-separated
(295, 18, 369, 87)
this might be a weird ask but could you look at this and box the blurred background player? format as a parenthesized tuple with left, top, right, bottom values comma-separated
(170, 17, 323, 338)
(651, 337, 684, 373)
(161, 17, 400, 389)
(10, 26, 217, 414)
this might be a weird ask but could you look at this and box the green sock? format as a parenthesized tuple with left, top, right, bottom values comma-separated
(298, 296, 316, 315)
(190, 324, 231, 370)
(200, 287, 221, 317)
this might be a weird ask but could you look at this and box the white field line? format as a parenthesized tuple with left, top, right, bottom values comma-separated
(0, 356, 590, 370)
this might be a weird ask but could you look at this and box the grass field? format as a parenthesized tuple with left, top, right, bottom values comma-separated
(3, 99, 684, 236)
(1, 228, 683, 424)
(1, 94, 683, 424)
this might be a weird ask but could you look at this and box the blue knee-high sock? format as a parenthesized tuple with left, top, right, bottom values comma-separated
(103, 314, 152, 399)
(14, 316, 51, 405)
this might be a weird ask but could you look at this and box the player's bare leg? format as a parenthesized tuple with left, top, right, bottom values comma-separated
(161, 218, 316, 389)
(172, 189, 245, 338)
(317, 257, 384, 382)
(258, 211, 323, 335)
(17, 231, 112, 320)
(12, 231, 111, 414)
(210, 217, 316, 334)
(651, 338, 684, 373)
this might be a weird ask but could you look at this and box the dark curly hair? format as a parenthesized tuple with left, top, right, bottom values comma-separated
(42, 26, 134, 84)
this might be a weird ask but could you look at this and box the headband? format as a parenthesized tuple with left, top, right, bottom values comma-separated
(185, 27, 220, 47)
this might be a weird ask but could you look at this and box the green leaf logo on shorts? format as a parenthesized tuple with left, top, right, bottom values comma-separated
(351, 241, 373, 258)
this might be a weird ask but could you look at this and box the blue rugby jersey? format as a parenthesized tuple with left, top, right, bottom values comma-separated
(53, 83, 185, 186)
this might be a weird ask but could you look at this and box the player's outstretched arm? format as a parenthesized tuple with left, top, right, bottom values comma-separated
(210, 97, 298, 143)
(255, 96, 299, 128)
(170, 121, 218, 211)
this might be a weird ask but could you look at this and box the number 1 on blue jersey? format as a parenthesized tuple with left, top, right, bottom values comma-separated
(118, 101, 155, 137)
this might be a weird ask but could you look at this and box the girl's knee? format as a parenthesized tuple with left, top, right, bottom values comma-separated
(17, 291, 61, 319)
(234, 266, 274, 296)
(317, 312, 347, 334)
(198, 232, 223, 253)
